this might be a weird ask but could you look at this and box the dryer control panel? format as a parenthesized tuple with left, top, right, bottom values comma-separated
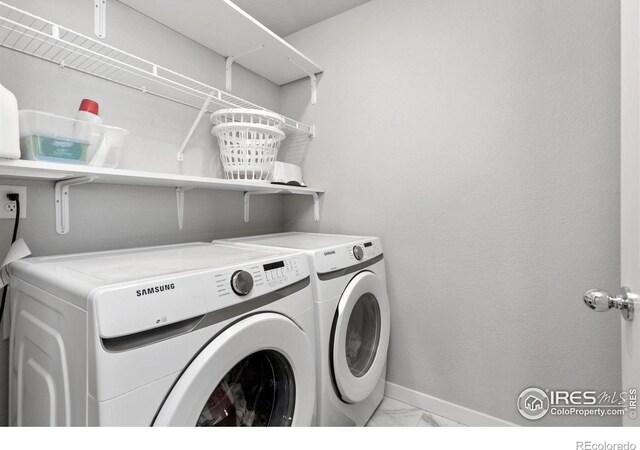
(313, 237, 383, 275)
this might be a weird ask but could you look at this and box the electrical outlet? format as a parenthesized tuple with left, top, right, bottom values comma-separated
(0, 185, 26, 219)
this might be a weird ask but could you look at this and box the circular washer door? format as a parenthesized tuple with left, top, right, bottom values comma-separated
(154, 313, 315, 426)
(332, 271, 390, 404)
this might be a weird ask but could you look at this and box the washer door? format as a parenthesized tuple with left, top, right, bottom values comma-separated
(332, 271, 390, 404)
(154, 313, 314, 426)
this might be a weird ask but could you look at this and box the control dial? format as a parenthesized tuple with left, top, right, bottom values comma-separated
(353, 245, 364, 261)
(231, 270, 254, 296)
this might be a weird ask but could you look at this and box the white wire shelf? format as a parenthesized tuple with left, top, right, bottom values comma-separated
(0, 159, 323, 193)
(0, 2, 321, 233)
(120, 0, 323, 87)
(0, 159, 323, 234)
(0, 1, 314, 137)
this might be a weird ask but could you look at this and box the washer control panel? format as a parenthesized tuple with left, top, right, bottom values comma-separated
(263, 258, 301, 287)
(313, 237, 383, 274)
(95, 249, 310, 339)
(209, 253, 309, 311)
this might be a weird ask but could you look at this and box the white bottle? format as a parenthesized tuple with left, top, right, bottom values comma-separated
(73, 98, 102, 143)
(74, 99, 116, 167)
(0, 83, 21, 160)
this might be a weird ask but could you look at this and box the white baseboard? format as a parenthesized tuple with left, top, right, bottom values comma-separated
(384, 382, 518, 427)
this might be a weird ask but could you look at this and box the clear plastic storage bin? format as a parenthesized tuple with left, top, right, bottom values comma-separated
(18, 110, 129, 168)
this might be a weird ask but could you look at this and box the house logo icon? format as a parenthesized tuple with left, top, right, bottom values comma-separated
(525, 395, 543, 411)
(517, 388, 550, 420)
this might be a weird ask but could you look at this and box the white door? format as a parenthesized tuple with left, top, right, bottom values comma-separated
(153, 313, 315, 426)
(332, 271, 390, 403)
(620, 0, 639, 427)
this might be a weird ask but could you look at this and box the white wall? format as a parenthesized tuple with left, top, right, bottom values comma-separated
(281, 0, 621, 425)
(0, 0, 287, 425)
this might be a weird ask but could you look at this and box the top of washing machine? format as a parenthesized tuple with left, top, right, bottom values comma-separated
(9, 241, 311, 339)
(218, 232, 383, 276)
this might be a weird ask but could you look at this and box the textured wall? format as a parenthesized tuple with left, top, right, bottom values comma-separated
(281, 0, 621, 425)
(0, 0, 286, 425)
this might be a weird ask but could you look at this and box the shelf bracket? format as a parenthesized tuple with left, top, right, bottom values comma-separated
(299, 191, 320, 222)
(55, 177, 96, 235)
(243, 191, 261, 222)
(177, 92, 215, 162)
(244, 190, 320, 223)
(226, 45, 264, 92)
(288, 58, 317, 105)
(176, 187, 194, 230)
(94, 0, 106, 39)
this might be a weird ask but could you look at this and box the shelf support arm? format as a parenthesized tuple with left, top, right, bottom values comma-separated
(177, 92, 215, 162)
(94, 0, 106, 39)
(288, 58, 317, 105)
(55, 177, 96, 235)
(226, 45, 264, 92)
(295, 191, 320, 222)
(244, 190, 320, 223)
(176, 187, 194, 230)
(243, 191, 266, 223)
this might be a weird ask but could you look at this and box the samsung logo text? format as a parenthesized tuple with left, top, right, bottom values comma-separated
(136, 283, 175, 297)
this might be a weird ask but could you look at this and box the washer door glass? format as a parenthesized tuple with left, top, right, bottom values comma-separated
(153, 313, 315, 426)
(197, 350, 295, 426)
(346, 293, 381, 378)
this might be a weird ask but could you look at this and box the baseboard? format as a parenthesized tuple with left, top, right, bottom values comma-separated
(384, 382, 518, 427)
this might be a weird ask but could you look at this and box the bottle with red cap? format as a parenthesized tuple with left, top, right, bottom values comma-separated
(76, 99, 102, 126)
(73, 98, 103, 145)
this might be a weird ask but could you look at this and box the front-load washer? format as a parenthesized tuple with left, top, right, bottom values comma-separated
(217, 233, 390, 426)
(8, 242, 315, 426)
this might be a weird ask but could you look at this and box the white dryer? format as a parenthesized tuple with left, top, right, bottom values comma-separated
(218, 233, 390, 426)
(8, 242, 316, 426)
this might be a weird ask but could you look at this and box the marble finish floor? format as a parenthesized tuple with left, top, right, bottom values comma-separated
(366, 397, 466, 427)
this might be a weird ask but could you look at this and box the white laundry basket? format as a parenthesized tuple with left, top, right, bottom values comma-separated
(211, 122, 285, 182)
(212, 108, 285, 129)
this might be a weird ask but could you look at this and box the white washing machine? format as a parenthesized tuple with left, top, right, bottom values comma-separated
(217, 233, 390, 426)
(8, 242, 316, 426)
